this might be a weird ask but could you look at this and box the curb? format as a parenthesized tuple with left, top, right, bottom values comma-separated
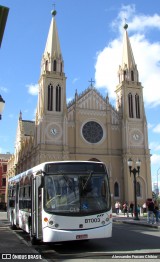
(113, 218, 160, 229)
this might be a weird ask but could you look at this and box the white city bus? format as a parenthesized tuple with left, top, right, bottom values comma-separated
(7, 161, 112, 244)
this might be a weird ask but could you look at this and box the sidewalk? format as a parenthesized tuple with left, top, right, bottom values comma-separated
(112, 212, 160, 229)
(0, 212, 43, 261)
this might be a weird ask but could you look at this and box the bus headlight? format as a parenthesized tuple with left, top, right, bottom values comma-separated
(49, 220, 54, 225)
(48, 220, 59, 228)
(106, 214, 110, 222)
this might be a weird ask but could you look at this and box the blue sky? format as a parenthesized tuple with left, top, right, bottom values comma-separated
(1, 0, 160, 188)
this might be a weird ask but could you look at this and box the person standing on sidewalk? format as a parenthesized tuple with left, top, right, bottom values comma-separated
(147, 199, 155, 224)
(142, 202, 147, 216)
(123, 202, 129, 217)
(129, 202, 134, 217)
(153, 200, 159, 223)
(115, 201, 120, 215)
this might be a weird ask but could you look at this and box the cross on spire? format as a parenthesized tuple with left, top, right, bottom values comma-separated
(51, 2, 57, 16)
(124, 18, 128, 30)
(53, 3, 56, 10)
(88, 78, 95, 87)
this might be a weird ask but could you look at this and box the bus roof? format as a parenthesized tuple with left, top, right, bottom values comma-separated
(8, 160, 105, 183)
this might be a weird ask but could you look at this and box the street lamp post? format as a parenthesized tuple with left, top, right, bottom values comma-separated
(0, 94, 5, 119)
(127, 158, 141, 220)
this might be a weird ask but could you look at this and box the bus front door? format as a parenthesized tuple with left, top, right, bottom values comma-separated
(31, 176, 42, 241)
(15, 183, 19, 226)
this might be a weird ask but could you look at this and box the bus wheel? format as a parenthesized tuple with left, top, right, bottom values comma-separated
(11, 213, 16, 230)
(29, 223, 37, 245)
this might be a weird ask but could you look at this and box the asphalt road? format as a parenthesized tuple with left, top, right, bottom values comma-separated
(14, 221, 160, 260)
(1, 212, 160, 261)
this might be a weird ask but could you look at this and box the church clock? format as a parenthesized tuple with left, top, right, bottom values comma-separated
(46, 123, 62, 140)
(82, 121, 103, 143)
(130, 129, 143, 144)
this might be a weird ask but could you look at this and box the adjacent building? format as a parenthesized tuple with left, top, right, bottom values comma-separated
(7, 9, 152, 208)
(0, 153, 11, 208)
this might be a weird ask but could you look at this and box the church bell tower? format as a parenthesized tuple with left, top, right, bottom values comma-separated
(115, 23, 152, 202)
(35, 9, 69, 163)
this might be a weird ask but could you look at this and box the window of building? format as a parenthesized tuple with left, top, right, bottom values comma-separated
(56, 85, 61, 112)
(123, 70, 126, 80)
(128, 93, 134, 118)
(114, 182, 119, 197)
(45, 60, 48, 71)
(135, 94, 140, 118)
(131, 70, 134, 81)
(53, 60, 57, 71)
(60, 62, 63, 73)
(2, 164, 7, 173)
(2, 178, 6, 186)
(47, 84, 53, 111)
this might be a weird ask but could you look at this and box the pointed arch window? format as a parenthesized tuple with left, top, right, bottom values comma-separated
(131, 70, 134, 81)
(60, 62, 63, 73)
(56, 85, 61, 112)
(53, 60, 57, 72)
(118, 73, 120, 84)
(128, 93, 133, 118)
(123, 70, 127, 80)
(136, 181, 141, 197)
(114, 182, 119, 197)
(135, 94, 140, 118)
(47, 84, 53, 111)
(45, 60, 48, 71)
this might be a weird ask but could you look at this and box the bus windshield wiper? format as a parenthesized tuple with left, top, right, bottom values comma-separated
(82, 171, 94, 191)
(61, 174, 76, 197)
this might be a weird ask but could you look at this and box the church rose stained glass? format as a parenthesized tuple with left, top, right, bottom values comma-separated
(82, 121, 103, 143)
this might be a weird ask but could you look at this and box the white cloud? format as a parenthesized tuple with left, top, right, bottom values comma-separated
(0, 86, 8, 93)
(72, 78, 79, 84)
(149, 141, 160, 151)
(148, 123, 154, 129)
(153, 124, 160, 133)
(129, 14, 160, 32)
(151, 154, 160, 165)
(67, 97, 73, 103)
(112, 5, 160, 33)
(95, 5, 160, 107)
(27, 84, 39, 96)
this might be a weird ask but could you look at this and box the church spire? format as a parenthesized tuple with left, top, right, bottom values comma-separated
(118, 23, 139, 83)
(41, 8, 64, 74)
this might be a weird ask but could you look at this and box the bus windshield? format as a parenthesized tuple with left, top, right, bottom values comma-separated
(44, 172, 110, 215)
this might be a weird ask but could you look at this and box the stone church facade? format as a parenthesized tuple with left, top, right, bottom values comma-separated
(7, 10, 152, 208)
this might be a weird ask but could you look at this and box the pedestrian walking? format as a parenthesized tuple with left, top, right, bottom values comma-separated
(142, 202, 146, 216)
(137, 204, 140, 217)
(153, 200, 159, 223)
(123, 202, 129, 217)
(129, 202, 134, 217)
(115, 201, 120, 215)
(146, 199, 155, 224)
